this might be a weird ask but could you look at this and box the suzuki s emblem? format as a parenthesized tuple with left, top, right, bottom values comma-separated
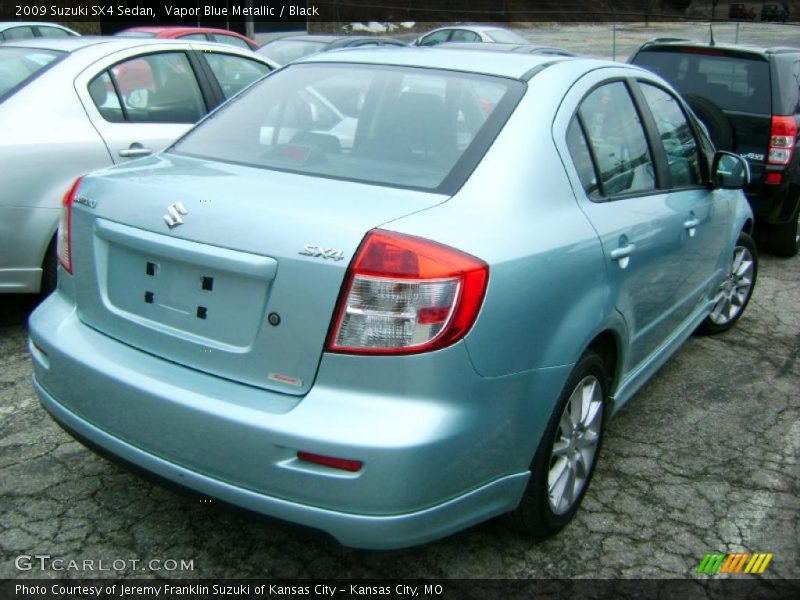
(164, 202, 188, 229)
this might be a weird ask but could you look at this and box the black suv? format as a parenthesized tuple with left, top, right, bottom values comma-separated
(761, 3, 789, 22)
(631, 40, 800, 256)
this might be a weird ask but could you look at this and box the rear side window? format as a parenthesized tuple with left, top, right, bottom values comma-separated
(639, 83, 702, 188)
(37, 26, 73, 38)
(0, 47, 63, 102)
(172, 63, 523, 192)
(575, 81, 656, 198)
(89, 52, 206, 124)
(633, 49, 771, 114)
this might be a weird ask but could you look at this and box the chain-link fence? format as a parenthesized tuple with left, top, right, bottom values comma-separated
(508, 21, 800, 60)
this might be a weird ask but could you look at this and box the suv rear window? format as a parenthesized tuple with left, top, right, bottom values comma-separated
(633, 49, 771, 114)
(172, 63, 523, 192)
(0, 47, 64, 102)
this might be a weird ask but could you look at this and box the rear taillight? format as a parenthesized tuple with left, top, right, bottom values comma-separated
(57, 176, 84, 274)
(327, 230, 489, 355)
(767, 116, 797, 166)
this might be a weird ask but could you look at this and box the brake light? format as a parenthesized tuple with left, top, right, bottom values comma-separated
(57, 176, 84, 275)
(768, 116, 797, 166)
(327, 230, 489, 355)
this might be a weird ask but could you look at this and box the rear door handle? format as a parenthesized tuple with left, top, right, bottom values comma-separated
(118, 144, 152, 158)
(684, 217, 700, 237)
(610, 243, 636, 269)
(610, 244, 636, 260)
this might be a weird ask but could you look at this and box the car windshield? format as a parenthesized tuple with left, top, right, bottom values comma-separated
(485, 29, 528, 43)
(634, 49, 771, 114)
(257, 39, 329, 65)
(0, 47, 64, 102)
(172, 63, 523, 192)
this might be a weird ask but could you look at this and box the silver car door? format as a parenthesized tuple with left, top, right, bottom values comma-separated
(74, 47, 204, 163)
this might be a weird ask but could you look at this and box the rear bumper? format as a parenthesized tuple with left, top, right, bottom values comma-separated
(36, 379, 527, 549)
(29, 292, 568, 548)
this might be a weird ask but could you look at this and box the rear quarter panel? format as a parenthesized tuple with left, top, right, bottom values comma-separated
(386, 62, 617, 378)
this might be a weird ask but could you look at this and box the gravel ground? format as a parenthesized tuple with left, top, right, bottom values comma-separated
(1, 251, 797, 579)
(1, 21, 799, 581)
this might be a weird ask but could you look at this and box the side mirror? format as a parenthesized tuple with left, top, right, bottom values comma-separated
(712, 151, 750, 189)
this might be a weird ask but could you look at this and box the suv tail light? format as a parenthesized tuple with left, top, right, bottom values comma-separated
(327, 230, 489, 355)
(57, 176, 84, 274)
(767, 116, 797, 166)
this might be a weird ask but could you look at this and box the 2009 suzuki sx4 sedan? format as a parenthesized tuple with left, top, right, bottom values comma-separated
(29, 48, 757, 549)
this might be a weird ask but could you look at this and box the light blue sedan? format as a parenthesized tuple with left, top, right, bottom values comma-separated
(29, 47, 756, 549)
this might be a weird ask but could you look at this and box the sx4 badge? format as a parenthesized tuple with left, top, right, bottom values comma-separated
(299, 245, 345, 261)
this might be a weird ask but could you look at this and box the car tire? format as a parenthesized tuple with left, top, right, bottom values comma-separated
(684, 94, 735, 151)
(767, 198, 800, 257)
(697, 232, 758, 335)
(507, 351, 607, 537)
(39, 238, 58, 299)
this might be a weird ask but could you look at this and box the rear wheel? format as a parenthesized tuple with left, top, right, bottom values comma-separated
(39, 238, 58, 299)
(507, 351, 607, 537)
(767, 199, 800, 257)
(698, 232, 757, 335)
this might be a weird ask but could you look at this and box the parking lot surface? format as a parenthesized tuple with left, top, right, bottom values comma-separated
(1, 21, 799, 580)
(1, 251, 797, 579)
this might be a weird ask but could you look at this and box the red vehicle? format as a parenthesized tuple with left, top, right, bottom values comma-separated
(115, 26, 259, 51)
(728, 3, 757, 20)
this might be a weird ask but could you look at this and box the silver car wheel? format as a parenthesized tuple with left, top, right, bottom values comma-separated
(548, 375, 603, 516)
(709, 244, 755, 325)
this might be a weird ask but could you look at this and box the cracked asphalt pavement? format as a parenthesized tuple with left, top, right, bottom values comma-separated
(0, 252, 797, 579)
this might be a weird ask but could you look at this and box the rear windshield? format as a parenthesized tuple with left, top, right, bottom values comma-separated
(257, 40, 328, 65)
(0, 47, 64, 102)
(633, 49, 771, 114)
(172, 63, 523, 192)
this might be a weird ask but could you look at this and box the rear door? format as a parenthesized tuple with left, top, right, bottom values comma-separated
(75, 46, 209, 162)
(555, 72, 702, 372)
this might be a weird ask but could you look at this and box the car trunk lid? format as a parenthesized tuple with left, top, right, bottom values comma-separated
(70, 154, 447, 395)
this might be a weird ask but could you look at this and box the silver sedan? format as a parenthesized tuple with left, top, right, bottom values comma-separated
(0, 36, 275, 295)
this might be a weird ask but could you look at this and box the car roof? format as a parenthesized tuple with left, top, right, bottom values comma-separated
(441, 42, 573, 55)
(122, 26, 246, 36)
(0, 21, 76, 32)
(0, 36, 271, 61)
(266, 35, 339, 43)
(301, 46, 578, 79)
(637, 39, 800, 57)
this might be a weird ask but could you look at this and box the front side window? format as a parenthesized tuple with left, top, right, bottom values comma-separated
(204, 53, 271, 99)
(96, 52, 206, 123)
(639, 83, 702, 188)
(172, 63, 522, 192)
(578, 81, 656, 197)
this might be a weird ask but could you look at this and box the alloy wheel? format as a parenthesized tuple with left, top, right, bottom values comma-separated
(709, 244, 755, 325)
(548, 375, 603, 515)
